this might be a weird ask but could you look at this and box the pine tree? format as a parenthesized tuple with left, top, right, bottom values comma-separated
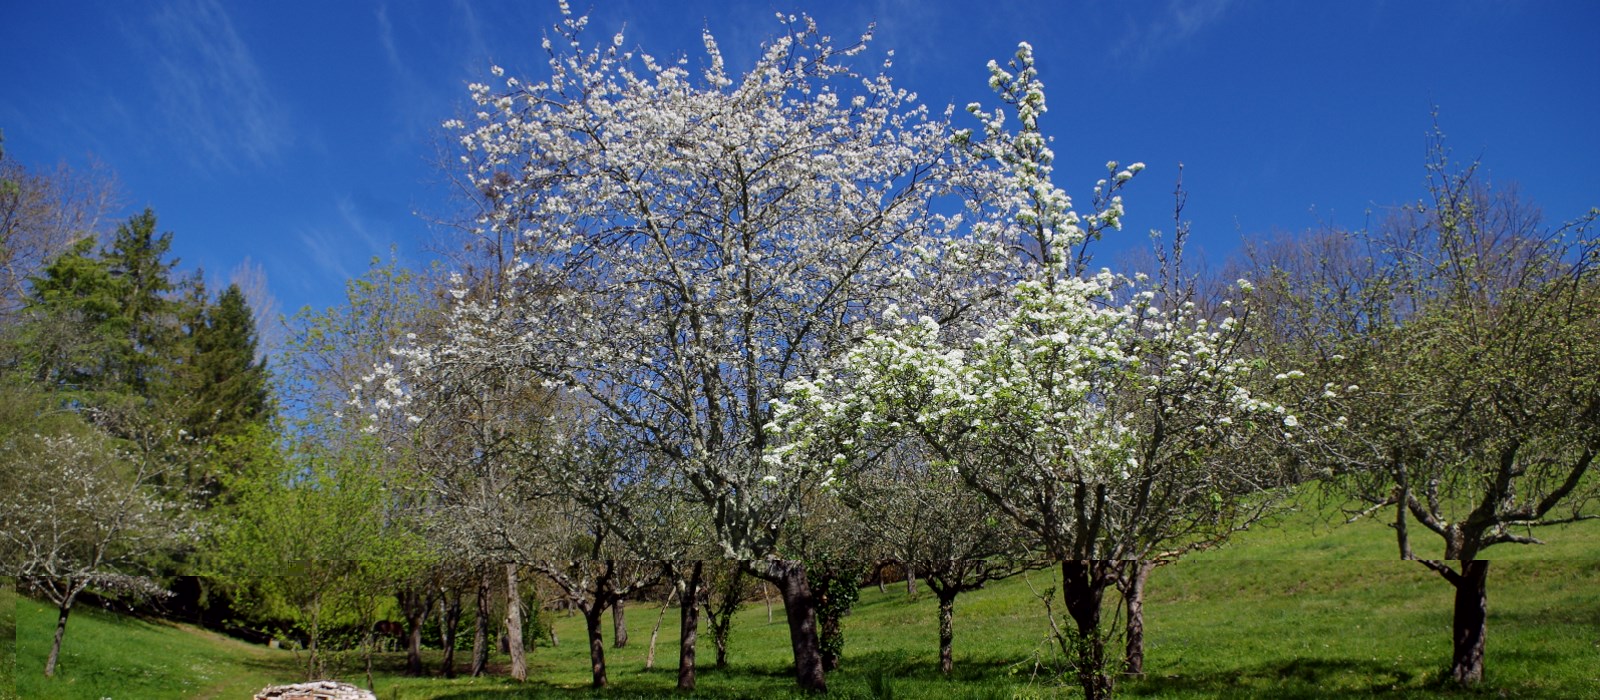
(17, 237, 123, 393)
(99, 208, 180, 397)
(187, 284, 270, 441)
(19, 208, 186, 401)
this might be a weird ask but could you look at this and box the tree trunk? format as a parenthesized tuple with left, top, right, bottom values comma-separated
(612, 597, 629, 648)
(1449, 560, 1489, 685)
(405, 614, 425, 676)
(584, 604, 609, 688)
(709, 564, 744, 669)
(645, 587, 675, 670)
(876, 561, 888, 594)
(905, 561, 917, 596)
(764, 582, 774, 623)
(678, 560, 703, 690)
(1122, 560, 1152, 676)
(440, 588, 462, 678)
(937, 591, 956, 676)
(504, 563, 527, 682)
(773, 561, 827, 692)
(44, 598, 73, 677)
(307, 596, 323, 680)
(1061, 560, 1114, 700)
(401, 588, 427, 677)
(470, 570, 490, 677)
(713, 619, 731, 669)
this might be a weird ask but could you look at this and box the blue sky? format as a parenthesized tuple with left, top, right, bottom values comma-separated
(3, 0, 1597, 322)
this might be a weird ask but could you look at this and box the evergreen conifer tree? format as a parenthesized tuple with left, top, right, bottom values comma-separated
(187, 284, 270, 440)
(99, 208, 180, 397)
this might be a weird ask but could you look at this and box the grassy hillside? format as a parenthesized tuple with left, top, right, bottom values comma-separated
(12, 510, 1600, 699)
(15, 596, 301, 700)
(2, 578, 16, 700)
(370, 560, 1598, 700)
(1189, 487, 1600, 562)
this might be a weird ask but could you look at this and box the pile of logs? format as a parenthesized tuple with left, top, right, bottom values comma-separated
(253, 680, 376, 700)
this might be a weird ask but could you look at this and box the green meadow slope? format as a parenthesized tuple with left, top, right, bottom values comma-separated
(14, 597, 299, 700)
(2, 579, 17, 700)
(13, 509, 1600, 699)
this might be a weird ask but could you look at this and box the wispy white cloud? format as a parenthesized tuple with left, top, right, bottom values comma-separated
(374, 1, 441, 139)
(142, 0, 289, 169)
(296, 228, 355, 291)
(293, 195, 393, 294)
(337, 195, 387, 253)
(1115, 0, 1236, 69)
(452, 0, 492, 70)
(376, 3, 409, 79)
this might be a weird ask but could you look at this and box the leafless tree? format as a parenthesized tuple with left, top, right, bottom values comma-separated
(0, 142, 121, 326)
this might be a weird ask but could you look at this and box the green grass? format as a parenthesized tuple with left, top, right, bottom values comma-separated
(15, 596, 301, 700)
(2, 578, 17, 700)
(1189, 487, 1600, 562)
(13, 508, 1600, 699)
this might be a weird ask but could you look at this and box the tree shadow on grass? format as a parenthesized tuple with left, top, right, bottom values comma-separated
(417, 683, 813, 700)
(840, 648, 1018, 683)
(1491, 604, 1600, 631)
(1120, 658, 1433, 696)
(411, 652, 1027, 700)
(1116, 656, 1538, 699)
(383, 663, 806, 700)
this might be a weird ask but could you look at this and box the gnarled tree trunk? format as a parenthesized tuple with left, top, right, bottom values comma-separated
(1061, 560, 1115, 700)
(769, 560, 826, 692)
(1449, 560, 1489, 685)
(936, 590, 957, 676)
(583, 603, 609, 688)
(678, 561, 703, 690)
